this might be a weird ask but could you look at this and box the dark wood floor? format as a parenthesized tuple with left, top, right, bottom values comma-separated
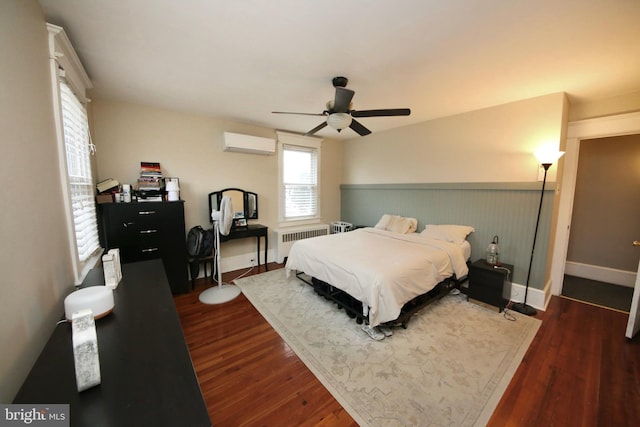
(562, 274, 633, 312)
(174, 264, 640, 427)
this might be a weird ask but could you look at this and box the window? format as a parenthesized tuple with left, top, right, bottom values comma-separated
(60, 82, 100, 262)
(277, 132, 322, 224)
(48, 24, 101, 283)
(283, 145, 318, 218)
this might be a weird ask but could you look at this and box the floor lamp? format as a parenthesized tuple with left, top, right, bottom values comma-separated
(512, 150, 564, 316)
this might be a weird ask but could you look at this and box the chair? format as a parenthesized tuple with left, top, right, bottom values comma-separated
(188, 250, 215, 290)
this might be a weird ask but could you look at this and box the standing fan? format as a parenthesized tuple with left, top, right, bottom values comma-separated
(198, 196, 241, 304)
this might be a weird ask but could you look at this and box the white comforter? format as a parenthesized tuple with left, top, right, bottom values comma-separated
(285, 227, 469, 327)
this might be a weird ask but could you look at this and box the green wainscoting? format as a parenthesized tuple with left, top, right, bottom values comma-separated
(340, 183, 556, 290)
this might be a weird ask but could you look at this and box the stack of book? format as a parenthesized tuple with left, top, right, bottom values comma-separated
(137, 162, 164, 202)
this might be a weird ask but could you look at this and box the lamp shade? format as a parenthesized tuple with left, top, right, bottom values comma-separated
(327, 113, 352, 130)
(534, 149, 565, 165)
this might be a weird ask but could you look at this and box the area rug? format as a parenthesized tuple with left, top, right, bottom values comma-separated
(234, 270, 541, 427)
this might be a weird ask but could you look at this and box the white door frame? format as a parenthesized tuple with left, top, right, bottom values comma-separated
(550, 111, 640, 296)
(626, 257, 640, 338)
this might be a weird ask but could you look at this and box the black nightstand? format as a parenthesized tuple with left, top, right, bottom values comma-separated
(467, 259, 513, 312)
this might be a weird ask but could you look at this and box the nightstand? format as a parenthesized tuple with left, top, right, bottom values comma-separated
(467, 259, 513, 312)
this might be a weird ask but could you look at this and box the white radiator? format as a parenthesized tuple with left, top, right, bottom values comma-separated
(275, 224, 330, 263)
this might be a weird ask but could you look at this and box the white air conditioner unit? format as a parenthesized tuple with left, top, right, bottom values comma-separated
(223, 132, 276, 155)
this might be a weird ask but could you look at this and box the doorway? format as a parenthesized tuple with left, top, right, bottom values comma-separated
(551, 112, 640, 333)
(561, 134, 640, 311)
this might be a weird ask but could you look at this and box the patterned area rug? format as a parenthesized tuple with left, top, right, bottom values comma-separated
(235, 270, 541, 427)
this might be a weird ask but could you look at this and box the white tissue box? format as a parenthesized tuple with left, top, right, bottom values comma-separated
(103, 248, 122, 289)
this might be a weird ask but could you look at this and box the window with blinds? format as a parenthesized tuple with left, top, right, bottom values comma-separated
(282, 144, 318, 220)
(60, 82, 100, 262)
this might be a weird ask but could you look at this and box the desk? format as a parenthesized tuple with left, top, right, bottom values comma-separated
(13, 260, 211, 427)
(220, 224, 268, 270)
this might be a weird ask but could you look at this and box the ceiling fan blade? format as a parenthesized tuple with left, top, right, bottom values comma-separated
(349, 119, 371, 136)
(333, 87, 355, 113)
(272, 111, 326, 116)
(304, 121, 328, 136)
(351, 108, 411, 117)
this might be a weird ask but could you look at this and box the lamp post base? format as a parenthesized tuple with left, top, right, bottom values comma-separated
(511, 302, 537, 316)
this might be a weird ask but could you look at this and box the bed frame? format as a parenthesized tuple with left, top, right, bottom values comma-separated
(295, 271, 468, 329)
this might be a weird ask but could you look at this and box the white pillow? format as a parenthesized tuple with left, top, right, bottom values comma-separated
(374, 214, 394, 230)
(374, 214, 418, 234)
(421, 224, 475, 244)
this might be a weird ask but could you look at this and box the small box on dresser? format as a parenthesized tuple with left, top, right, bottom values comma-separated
(97, 201, 189, 293)
(467, 259, 513, 312)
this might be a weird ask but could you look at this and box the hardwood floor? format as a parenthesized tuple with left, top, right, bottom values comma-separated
(489, 296, 640, 427)
(174, 264, 640, 426)
(561, 274, 633, 312)
(174, 263, 357, 427)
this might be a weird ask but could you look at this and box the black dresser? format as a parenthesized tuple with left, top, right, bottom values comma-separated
(97, 201, 189, 294)
(14, 260, 211, 427)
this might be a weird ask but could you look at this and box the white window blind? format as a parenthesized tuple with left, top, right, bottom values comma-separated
(60, 82, 100, 262)
(283, 144, 318, 219)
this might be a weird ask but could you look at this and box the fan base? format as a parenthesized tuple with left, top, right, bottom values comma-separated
(199, 284, 241, 305)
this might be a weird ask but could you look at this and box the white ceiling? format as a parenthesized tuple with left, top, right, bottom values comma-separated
(38, 0, 640, 140)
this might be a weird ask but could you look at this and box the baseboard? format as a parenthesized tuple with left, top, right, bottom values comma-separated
(220, 250, 275, 273)
(509, 281, 546, 312)
(565, 261, 636, 288)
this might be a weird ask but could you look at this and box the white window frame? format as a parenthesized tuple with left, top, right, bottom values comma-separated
(48, 24, 101, 284)
(276, 131, 322, 227)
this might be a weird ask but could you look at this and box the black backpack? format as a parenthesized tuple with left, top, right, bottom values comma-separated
(186, 226, 214, 258)
(187, 226, 214, 281)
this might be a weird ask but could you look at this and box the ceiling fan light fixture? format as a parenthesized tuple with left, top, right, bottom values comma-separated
(327, 112, 352, 130)
(273, 76, 410, 136)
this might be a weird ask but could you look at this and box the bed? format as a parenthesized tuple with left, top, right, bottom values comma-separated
(285, 219, 473, 330)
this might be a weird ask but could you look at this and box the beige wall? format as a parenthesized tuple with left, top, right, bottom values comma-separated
(0, 0, 76, 401)
(569, 91, 640, 122)
(341, 93, 568, 184)
(91, 99, 342, 267)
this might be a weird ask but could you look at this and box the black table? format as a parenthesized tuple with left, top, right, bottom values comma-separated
(220, 224, 268, 270)
(13, 260, 211, 427)
(467, 259, 514, 312)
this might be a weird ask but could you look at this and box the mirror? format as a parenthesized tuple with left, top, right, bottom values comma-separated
(224, 189, 245, 219)
(208, 188, 258, 227)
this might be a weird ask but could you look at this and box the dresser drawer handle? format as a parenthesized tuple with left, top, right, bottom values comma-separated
(139, 229, 158, 234)
(138, 211, 156, 215)
(123, 222, 135, 228)
(141, 248, 159, 253)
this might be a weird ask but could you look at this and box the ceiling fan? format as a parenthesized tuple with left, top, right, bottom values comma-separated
(273, 76, 411, 136)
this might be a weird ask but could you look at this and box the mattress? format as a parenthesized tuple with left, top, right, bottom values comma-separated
(285, 227, 469, 326)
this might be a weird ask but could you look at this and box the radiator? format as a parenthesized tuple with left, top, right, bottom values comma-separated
(275, 224, 330, 263)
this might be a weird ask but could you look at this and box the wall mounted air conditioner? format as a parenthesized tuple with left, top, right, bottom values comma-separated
(223, 132, 276, 155)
